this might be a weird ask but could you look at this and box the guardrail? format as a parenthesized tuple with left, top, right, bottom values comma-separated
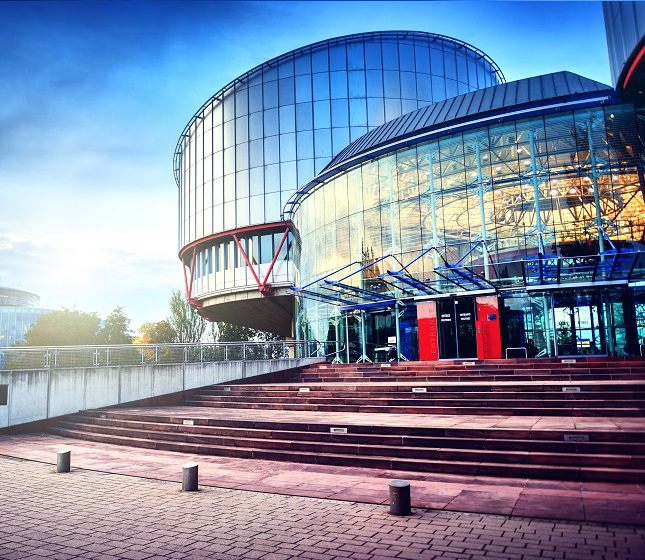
(0, 340, 336, 371)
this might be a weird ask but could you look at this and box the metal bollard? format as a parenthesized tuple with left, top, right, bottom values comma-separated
(389, 480, 411, 515)
(182, 462, 199, 491)
(57, 449, 71, 473)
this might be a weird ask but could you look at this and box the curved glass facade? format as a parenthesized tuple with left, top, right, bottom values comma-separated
(290, 102, 645, 358)
(175, 31, 504, 318)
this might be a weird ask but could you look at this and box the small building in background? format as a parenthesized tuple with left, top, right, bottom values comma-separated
(0, 287, 54, 347)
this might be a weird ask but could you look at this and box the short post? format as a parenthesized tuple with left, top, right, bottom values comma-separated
(182, 462, 198, 492)
(57, 449, 71, 473)
(389, 480, 411, 516)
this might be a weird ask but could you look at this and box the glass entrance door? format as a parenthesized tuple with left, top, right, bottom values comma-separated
(552, 291, 605, 356)
(437, 298, 478, 359)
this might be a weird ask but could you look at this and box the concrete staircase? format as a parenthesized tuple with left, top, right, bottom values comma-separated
(49, 357, 645, 482)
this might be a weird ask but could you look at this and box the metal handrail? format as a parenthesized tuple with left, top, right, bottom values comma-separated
(0, 340, 337, 371)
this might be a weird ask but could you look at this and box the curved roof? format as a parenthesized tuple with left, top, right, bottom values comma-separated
(326, 71, 615, 171)
(173, 30, 505, 186)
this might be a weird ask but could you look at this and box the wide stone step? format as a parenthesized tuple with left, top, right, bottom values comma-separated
(187, 395, 645, 409)
(60, 414, 645, 456)
(183, 398, 645, 416)
(47, 424, 645, 482)
(293, 373, 644, 383)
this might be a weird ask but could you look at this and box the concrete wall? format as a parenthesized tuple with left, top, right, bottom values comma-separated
(0, 358, 320, 429)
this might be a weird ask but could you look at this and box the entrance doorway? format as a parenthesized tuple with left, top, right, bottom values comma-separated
(437, 298, 478, 359)
(553, 291, 604, 356)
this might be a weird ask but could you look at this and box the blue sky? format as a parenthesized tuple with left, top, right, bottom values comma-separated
(0, 1, 611, 332)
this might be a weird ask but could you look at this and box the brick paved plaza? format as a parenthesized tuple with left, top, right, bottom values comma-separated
(0, 455, 643, 560)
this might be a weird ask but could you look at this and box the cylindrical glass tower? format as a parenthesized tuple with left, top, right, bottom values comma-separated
(174, 31, 504, 335)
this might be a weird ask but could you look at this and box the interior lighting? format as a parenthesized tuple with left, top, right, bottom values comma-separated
(569, 188, 578, 194)
(496, 166, 502, 172)
(613, 175, 619, 181)
(517, 148, 523, 154)
(524, 160, 530, 166)
(551, 189, 559, 196)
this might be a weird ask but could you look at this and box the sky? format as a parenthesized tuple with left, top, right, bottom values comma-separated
(0, 1, 611, 332)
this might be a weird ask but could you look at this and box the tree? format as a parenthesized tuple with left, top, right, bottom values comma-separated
(23, 308, 102, 346)
(167, 290, 207, 343)
(134, 320, 176, 344)
(97, 306, 133, 344)
(214, 322, 283, 342)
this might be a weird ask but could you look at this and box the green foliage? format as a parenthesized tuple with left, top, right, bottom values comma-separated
(21, 306, 135, 347)
(135, 320, 176, 344)
(214, 322, 283, 343)
(97, 306, 133, 344)
(167, 290, 207, 343)
(23, 308, 102, 346)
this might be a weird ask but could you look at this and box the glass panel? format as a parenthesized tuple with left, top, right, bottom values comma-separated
(264, 135, 279, 164)
(330, 71, 348, 98)
(311, 47, 329, 72)
(314, 128, 332, 158)
(383, 70, 401, 98)
(264, 108, 279, 137)
(279, 104, 295, 133)
(348, 70, 366, 98)
(332, 127, 349, 154)
(364, 41, 382, 69)
(235, 87, 248, 117)
(329, 44, 347, 71)
(416, 73, 432, 102)
(399, 41, 414, 71)
(400, 72, 416, 99)
(265, 163, 279, 193)
(250, 196, 264, 224)
(313, 72, 330, 101)
(296, 74, 312, 103)
(431, 76, 446, 100)
(223, 120, 235, 148)
(248, 112, 263, 140)
(265, 192, 281, 221)
(347, 41, 364, 71)
(278, 57, 294, 78)
(296, 102, 313, 131)
(331, 99, 348, 128)
(367, 97, 385, 127)
(349, 98, 367, 127)
(381, 41, 398, 70)
(280, 132, 296, 161)
(296, 130, 314, 159)
(313, 100, 331, 129)
(235, 117, 248, 144)
(414, 45, 430, 74)
(280, 160, 297, 191)
(366, 70, 383, 98)
(263, 80, 278, 108)
(279, 77, 295, 105)
(235, 142, 248, 170)
(430, 47, 444, 75)
(249, 139, 263, 168)
(249, 166, 263, 196)
(295, 52, 311, 75)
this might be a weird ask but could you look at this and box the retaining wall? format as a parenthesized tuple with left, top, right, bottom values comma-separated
(0, 358, 320, 429)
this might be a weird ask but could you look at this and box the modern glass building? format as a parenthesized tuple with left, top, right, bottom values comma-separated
(176, 21, 645, 360)
(0, 287, 53, 347)
(175, 31, 504, 336)
(287, 72, 645, 360)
